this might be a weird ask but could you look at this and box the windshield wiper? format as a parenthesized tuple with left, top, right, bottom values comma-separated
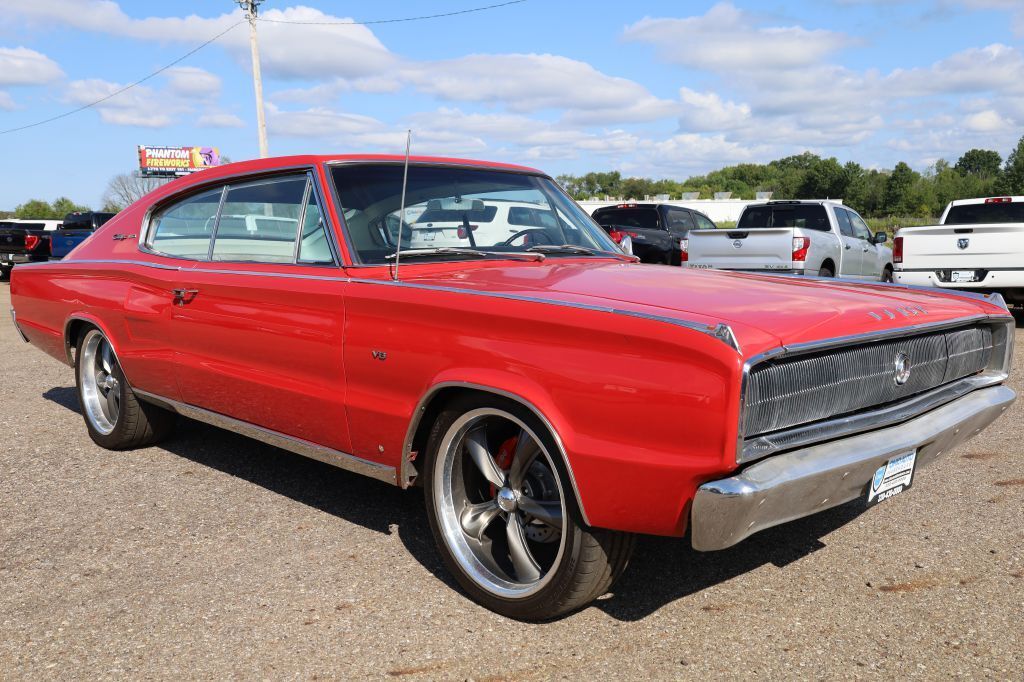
(385, 247, 490, 261)
(385, 247, 545, 262)
(526, 244, 636, 261)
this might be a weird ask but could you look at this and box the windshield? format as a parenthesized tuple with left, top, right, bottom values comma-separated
(944, 202, 1024, 224)
(594, 208, 660, 230)
(738, 204, 831, 231)
(330, 164, 620, 264)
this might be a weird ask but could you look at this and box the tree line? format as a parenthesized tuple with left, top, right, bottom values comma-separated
(557, 135, 1024, 219)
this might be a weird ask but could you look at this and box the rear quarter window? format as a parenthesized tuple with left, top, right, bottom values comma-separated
(945, 202, 1024, 224)
(738, 204, 830, 231)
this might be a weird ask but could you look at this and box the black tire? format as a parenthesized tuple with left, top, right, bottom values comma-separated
(0, 266, 11, 282)
(75, 327, 175, 449)
(882, 266, 894, 283)
(423, 393, 634, 621)
(818, 265, 835, 277)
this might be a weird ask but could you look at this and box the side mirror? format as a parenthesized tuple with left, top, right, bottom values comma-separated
(873, 232, 888, 244)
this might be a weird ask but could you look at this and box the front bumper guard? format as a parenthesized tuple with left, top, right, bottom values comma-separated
(691, 385, 1016, 551)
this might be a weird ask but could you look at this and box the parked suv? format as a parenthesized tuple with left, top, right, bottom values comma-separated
(591, 203, 717, 265)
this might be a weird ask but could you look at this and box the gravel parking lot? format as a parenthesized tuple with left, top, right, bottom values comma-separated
(1, 283, 1021, 680)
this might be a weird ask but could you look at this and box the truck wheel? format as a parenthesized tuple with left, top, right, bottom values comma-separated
(0, 266, 11, 282)
(75, 328, 175, 449)
(818, 266, 834, 277)
(423, 394, 634, 621)
(882, 266, 894, 283)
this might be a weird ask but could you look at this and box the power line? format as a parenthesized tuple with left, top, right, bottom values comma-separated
(256, 0, 526, 25)
(0, 20, 245, 136)
(0, 0, 529, 137)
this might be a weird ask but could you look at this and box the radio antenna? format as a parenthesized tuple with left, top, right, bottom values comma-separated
(392, 129, 412, 282)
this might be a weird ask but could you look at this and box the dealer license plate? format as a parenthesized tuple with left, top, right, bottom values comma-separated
(866, 451, 917, 507)
(951, 270, 978, 283)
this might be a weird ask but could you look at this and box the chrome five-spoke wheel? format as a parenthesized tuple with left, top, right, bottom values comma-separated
(434, 407, 566, 598)
(75, 327, 175, 449)
(424, 395, 635, 620)
(80, 331, 122, 434)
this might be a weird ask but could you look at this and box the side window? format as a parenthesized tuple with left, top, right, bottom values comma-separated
(212, 175, 307, 263)
(835, 207, 856, 237)
(666, 208, 694, 231)
(850, 212, 873, 241)
(694, 213, 716, 230)
(297, 188, 334, 264)
(149, 187, 223, 259)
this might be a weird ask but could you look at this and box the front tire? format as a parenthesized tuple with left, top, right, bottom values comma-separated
(75, 328, 175, 449)
(423, 394, 634, 620)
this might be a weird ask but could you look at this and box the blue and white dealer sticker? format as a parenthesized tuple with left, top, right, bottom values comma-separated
(866, 451, 917, 507)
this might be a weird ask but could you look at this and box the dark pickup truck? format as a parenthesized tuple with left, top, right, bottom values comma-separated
(50, 211, 115, 259)
(591, 203, 718, 265)
(0, 220, 56, 280)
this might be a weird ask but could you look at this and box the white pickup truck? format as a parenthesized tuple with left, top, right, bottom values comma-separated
(685, 200, 895, 281)
(894, 196, 1024, 305)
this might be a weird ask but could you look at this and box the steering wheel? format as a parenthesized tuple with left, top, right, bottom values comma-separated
(501, 228, 556, 247)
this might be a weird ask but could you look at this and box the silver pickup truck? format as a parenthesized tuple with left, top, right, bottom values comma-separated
(685, 200, 895, 281)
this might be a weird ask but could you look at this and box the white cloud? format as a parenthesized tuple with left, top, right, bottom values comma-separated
(963, 109, 1013, 132)
(165, 66, 221, 97)
(6, 1, 395, 80)
(0, 91, 15, 110)
(0, 46, 64, 85)
(197, 112, 245, 128)
(677, 88, 751, 131)
(65, 78, 187, 128)
(623, 3, 855, 72)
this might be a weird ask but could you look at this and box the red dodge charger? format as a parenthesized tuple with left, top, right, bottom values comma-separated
(9, 154, 1016, 620)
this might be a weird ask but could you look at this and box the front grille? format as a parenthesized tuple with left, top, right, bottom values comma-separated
(743, 324, 994, 438)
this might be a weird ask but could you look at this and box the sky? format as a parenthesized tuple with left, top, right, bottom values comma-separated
(1, 0, 1023, 208)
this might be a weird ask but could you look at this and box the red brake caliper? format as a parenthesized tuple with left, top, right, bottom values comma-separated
(490, 436, 518, 497)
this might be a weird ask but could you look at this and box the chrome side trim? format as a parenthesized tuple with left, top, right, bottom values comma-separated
(132, 388, 397, 485)
(734, 314, 1012, 463)
(347, 278, 742, 352)
(9, 307, 29, 343)
(694, 384, 1016, 551)
(740, 371, 1007, 463)
(400, 381, 592, 527)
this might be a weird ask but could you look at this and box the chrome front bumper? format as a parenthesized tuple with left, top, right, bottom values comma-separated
(691, 385, 1016, 551)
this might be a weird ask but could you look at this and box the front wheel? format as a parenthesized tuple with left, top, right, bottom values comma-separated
(423, 394, 634, 620)
(75, 328, 175, 449)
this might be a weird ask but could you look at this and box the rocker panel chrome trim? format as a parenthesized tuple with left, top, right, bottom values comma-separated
(132, 388, 397, 485)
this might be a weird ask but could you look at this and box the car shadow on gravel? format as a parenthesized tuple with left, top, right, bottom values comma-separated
(44, 385, 869, 621)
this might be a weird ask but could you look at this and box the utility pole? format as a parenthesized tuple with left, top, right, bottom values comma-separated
(237, 0, 268, 158)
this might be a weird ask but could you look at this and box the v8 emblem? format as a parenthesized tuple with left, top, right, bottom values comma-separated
(371, 350, 388, 361)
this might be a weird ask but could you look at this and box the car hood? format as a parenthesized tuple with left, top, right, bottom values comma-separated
(403, 261, 1003, 355)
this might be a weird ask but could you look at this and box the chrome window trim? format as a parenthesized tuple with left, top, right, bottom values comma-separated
(132, 388, 396, 485)
(138, 164, 343, 268)
(735, 314, 1014, 464)
(323, 160, 623, 269)
(400, 381, 591, 526)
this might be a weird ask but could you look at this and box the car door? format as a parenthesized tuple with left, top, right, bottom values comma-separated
(848, 210, 881, 278)
(150, 172, 352, 453)
(664, 208, 694, 264)
(833, 207, 864, 278)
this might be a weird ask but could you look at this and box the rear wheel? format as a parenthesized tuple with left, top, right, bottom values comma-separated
(75, 328, 175, 449)
(882, 266, 894, 283)
(818, 265, 835, 277)
(423, 394, 634, 620)
(0, 266, 11, 282)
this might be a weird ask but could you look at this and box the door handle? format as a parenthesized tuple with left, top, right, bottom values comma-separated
(171, 288, 199, 305)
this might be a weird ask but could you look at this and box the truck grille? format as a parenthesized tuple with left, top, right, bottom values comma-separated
(743, 324, 994, 438)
